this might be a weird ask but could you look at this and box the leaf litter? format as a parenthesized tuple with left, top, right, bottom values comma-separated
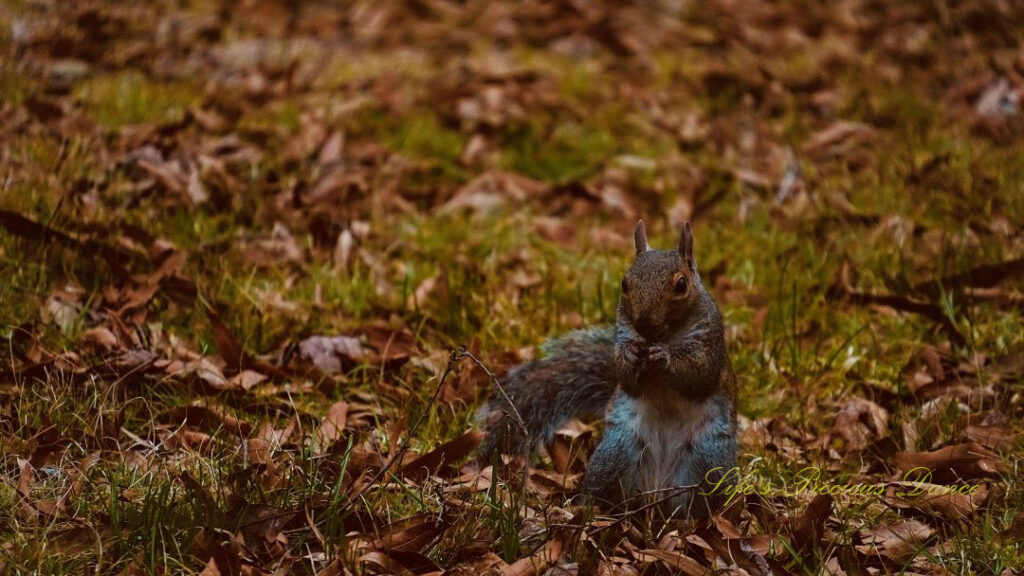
(1, 0, 1023, 574)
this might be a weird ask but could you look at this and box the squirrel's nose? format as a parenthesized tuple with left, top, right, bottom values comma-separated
(635, 318, 660, 340)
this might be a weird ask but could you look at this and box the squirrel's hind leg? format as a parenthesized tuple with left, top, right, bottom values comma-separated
(580, 392, 642, 511)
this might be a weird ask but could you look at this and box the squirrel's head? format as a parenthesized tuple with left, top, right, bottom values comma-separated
(620, 219, 704, 340)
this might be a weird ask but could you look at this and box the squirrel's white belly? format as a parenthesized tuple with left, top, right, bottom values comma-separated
(627, 394, 712, 493)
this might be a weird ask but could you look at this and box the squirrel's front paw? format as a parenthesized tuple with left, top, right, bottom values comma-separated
(618, 339, 644, 369)
(644, 344, 671, 367)
(616, 339, 644, 395)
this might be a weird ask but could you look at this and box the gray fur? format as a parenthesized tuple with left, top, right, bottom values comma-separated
(583, 387, 736, 517)
(477, 221, 737, 519)
(475, 327, 617, 462)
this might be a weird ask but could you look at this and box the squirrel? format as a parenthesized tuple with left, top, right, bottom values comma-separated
(476, 220, 737, 519)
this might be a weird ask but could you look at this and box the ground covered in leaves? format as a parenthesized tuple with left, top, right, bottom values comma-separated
(2, 1, 1023, 574)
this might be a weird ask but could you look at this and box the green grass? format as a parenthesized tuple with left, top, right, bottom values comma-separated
(73, 72, 199, 129)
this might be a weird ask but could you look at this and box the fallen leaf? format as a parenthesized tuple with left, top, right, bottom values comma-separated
(856, 520, 934, 563)
(241, 222, 306, 268)
(547, 419, 594, 474)
(694, 526, 792, 576)
(198, 557, 221, 576)
(228, 370, 267, 391)
(501, 535, 564, 576)
(168, 358, 231, 392)
(791, 493, 832, 560)
(80, 326, 119, 350)
(830, 397, 889, 451)
(298, 334, 367, 372)
(207, 306, 285, 377)
(163, 428, 213, 452)
(636, 549, 705, 575)
(802, 121, 876, 160)
(448, 552, 506, 575)
(358, 551, 416, 576)
(895, 442, 1005, 483)
(132, 146, 190, 201)
(827, 264, 967, 346)
(885, 481, 989, 520)
(370, 515, 447, 553)
(191, 528, 241, 576)
(911, 257, 1024, 300)
(441, 171, 548, 215)
(158, 405, 253, 437)
(361, 549, 441, 576)
(402, 429, 484, 481)
(317, 400, 349, 447)
(963, 424, 1014, 451)
(406, 267, 449, 311)
(361, 322, 416, 366)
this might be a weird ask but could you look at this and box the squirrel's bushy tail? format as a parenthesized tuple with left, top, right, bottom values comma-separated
(476, 326, 617, 463)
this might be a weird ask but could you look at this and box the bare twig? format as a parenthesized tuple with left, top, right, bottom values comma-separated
(342, 349, 458, 510)
(827, 287, 967, 346)
(457, 348, 528, 435)
(912, 257, 1024, 299)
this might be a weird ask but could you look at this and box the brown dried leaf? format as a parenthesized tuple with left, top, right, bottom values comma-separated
(298, 334, 366, 372)
(80, 326, 119, 351)
(198, 557, 221, 576)
(317, 400, 349, 447)
(885, 481, 989, 520)
(284, 112, 327, 162)
(319, 130, 344, 166)
(178, 359, 234, 391)
(163, 428, 213, 452)
(547, 419, 594, 474)
(240, 223, 305, 268)
(402, 429, 484, 481)
(191, 528, 242, 576)
(358, 551, 417, 576)
(792, 493, 833, 559)
(695, 525, 792, 576)
(447, 466, 493, 493)
(441, 171, 548, 215)
(636, 549, 705, 575)
(363, 549, 441, 576)
(895, 442, 1005, 483)
(370, 514, 447, 553)
(207, 308, 250, 373)
(527, 468, 579, 496)
(228, 370, 267, 391)
(828, 269, 967, 347)
(448, 552, 506, 575)
(856, 520, 934, 563)
(362, 322, 416, 366)
(501, 536, 564, 576)
(238, 503, 294, 561)
(802, 121, 876, 160)
(912, 257, 1024, 300)
(406, 267, 449, 311)
(830, 397, 889, 451)
(159, 405, 253, 437)
(133, 146, 189, 199)
(963, 424, 1014, 451)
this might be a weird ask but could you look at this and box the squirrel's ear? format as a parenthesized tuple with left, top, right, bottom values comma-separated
(679, 221, 696, 271)
(634, 219, 649, 255)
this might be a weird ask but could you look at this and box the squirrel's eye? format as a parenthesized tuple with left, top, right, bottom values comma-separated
(674, 275, 688, 294)
(621, 278, 629, 293)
